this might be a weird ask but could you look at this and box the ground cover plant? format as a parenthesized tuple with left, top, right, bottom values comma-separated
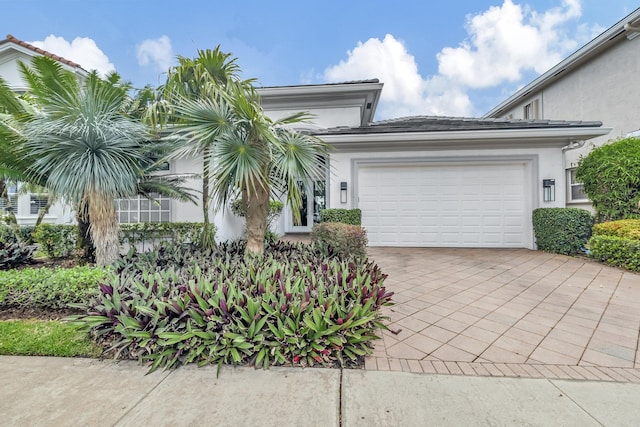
(67, 240, 392, 372)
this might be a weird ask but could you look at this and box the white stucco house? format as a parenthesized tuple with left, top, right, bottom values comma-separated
(484, 7, 640, 211)
(1, 35, 611, 250)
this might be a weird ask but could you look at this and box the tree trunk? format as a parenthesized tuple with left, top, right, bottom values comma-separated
(76, 204, 95, 264)
(88, 193, 120, 266)
(34, 197, 54, 228)
(244, 182, 270, 257)
(200, 150, 215, 249)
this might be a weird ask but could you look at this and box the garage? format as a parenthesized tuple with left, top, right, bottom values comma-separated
(357, 161, 532, 248)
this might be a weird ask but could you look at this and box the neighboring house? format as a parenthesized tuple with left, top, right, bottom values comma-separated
(1, 35, 611, 250)
(0, 34, 88, 225)
(484, 8, 640, 211)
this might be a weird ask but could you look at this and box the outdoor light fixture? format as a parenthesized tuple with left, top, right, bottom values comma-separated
(340, 181, 348, 203)
(543, 179, 555, 202)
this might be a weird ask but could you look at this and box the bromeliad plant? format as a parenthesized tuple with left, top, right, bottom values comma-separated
(66, 241, 393, 372)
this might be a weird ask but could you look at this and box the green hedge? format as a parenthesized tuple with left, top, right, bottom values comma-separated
(320, 209, 361, 225)
(120, 222, 212, 246)
(311, 222, 368, 259)
(588, 235, 640, 271)
(532, 208, 593, 255)
(0, 266, 105, 310)
(592, 219, 640, 240)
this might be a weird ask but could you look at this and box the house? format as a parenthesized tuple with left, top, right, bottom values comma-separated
(1, 35, 610, 250)
(0, 34, 87, 225)
(484, 7, 640, 211)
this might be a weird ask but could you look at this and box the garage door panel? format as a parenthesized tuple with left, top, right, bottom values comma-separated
(359, 163, 531, 248)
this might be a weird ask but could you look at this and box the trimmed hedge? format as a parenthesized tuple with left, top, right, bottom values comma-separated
(120, 222, 212, 246)
(311, 222, 368, 259)
(532, 208, 593, 255)
(320, 209, 361, 226)
(592, 219, 640, 240)
(588, 235, 640, 271)
(0, 266, 105, 310)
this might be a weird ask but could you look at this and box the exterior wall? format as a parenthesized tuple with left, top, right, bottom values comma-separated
(494, 35, 640, 210)
(265, 106, 363, 128)
(327, 145, 566, 213)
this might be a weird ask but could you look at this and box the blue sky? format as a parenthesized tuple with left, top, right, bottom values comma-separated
(3, 0, 638, 119)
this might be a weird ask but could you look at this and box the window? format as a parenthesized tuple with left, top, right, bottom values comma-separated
(523, 99, 540, 120)
(30, 194, 49, 215)
(116, 194, 171, 223)
(567, 168, 588, 202)
(0, 184, 18, 213)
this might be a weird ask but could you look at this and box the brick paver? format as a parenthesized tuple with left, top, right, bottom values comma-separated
(365, 247, 640, 382)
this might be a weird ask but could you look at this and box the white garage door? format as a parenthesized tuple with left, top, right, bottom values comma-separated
(358, 162, 531, 247)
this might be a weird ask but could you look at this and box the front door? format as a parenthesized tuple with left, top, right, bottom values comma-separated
(285, 180, 326, 233)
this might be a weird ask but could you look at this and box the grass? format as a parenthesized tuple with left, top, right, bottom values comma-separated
(0, 319, 101, 357)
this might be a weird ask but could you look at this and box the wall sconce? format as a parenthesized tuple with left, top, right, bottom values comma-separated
(340, 181, 348, 203)
(543, 179, 555, 202)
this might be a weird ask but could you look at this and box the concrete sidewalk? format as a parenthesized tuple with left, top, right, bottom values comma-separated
(2, 356, 640, 426)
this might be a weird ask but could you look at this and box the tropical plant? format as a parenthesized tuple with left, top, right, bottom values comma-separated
(153, 47, 329, 256)
(17, 58, 149, 266)
(576, 137, 640, 221)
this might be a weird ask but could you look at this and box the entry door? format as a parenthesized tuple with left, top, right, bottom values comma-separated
(285, 180, 326, 233)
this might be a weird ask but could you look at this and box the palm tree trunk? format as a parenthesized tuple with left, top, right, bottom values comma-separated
(244, 182, 269, 257)
(88, 193, 120, 266)
(200, 150, 215, 249)
(34, 197, 54, 228)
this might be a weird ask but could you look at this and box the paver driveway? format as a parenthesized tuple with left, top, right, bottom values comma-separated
(365, 247, 640, 382)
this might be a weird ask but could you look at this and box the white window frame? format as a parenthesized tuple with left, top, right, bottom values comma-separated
(116, 194, 171, 223)
(523, 99, 540, 120)
(567, 168, 588, 203)
(30, 194, 49, 215)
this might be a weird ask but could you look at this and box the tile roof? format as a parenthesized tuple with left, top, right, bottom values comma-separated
(316, 116, 603, 135)
(0, 34, 84, 70)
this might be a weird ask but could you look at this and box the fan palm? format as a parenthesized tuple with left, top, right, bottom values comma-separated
(163, 49, 329, 256)
(19, 58, 148, 266)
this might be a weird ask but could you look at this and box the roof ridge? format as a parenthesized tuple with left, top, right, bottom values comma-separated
(2, 34, 84, 70)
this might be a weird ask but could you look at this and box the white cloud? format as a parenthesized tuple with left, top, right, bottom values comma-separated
(324, 0, 597, 118)
(30, 35, 115, 77)
(324, 34, 472, 118)
(437, 0, 583, 88)
(137, 36, 174, 72)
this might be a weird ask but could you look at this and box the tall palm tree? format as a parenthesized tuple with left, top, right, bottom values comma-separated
(18, 58, 148, 266)
(162, 49, 329, 256)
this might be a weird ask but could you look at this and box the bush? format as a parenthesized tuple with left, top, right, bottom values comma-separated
(592, 219, 640, 240)
(120, 222, 212, 247)
(320, 208, 362, 225)
(588, 235, 640, 271)
(66, 240, 392, 371)
(576, 137, 640, 221)
(0, 241, 34, 270)
(0, 266, 104, 309)
(33, 224, 78, 259)
(532, 208, 593, 255)
(311, 222, 368, 259)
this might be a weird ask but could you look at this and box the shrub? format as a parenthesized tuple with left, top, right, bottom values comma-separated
(575, 137, 640, 221)
(33, 224, 78, 259)
(532, 208, 593, 255)
(120, 222, 211, 247)
(67, 240, 392, 371)
(588, 235, 640, 271)
(311, 222, 368, 259)
(592, 219, 640, 240)
(0, 225, 19, 244)
(0, 266, 104, 309)
(320, 208, 362, 225)
(0, 241, 34, 270)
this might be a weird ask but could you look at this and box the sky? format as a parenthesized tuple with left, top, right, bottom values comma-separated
(2, 0, 638, 120)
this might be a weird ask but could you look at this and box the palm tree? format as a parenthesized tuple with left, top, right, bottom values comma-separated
(18, 57, 149, 266)
(161, 48, 329, 256)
